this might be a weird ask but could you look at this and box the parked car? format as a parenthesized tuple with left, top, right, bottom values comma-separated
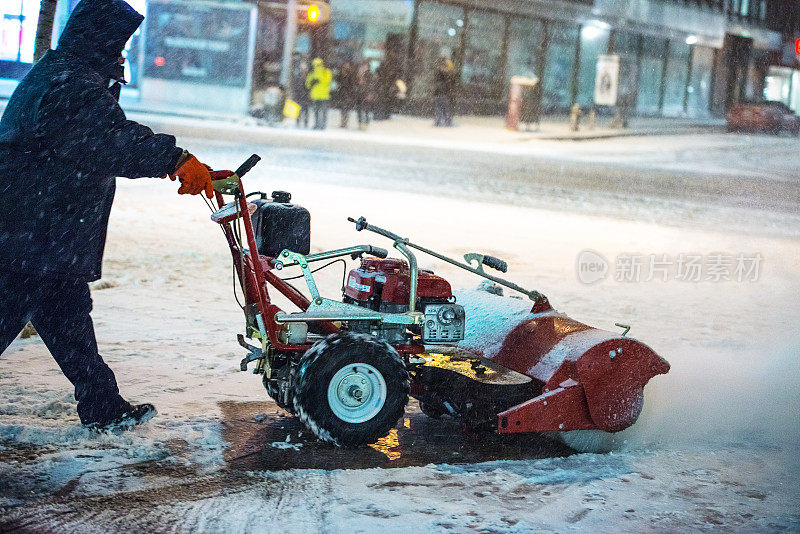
(727, 101, 800, 136)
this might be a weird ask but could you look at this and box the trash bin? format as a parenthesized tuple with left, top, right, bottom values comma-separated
(506, 76, 540, 131)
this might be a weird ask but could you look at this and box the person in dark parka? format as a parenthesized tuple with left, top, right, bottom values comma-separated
(433, 58, 457, 127)
(336, 60, 357, 128)
(0, 0, 219, 430)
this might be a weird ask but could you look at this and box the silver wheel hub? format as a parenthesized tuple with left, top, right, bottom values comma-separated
(327, 363, 387, 423)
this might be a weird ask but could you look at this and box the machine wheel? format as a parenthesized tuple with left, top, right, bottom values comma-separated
(293, 332, 409, 448)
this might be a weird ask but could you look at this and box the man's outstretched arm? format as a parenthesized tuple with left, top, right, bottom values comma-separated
(36, 77, 184, 179)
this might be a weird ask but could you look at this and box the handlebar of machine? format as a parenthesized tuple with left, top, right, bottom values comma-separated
(234, 154, 261, 179)
(213, 154, 261, 194)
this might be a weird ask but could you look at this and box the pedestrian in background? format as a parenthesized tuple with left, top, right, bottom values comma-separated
(433, 58, 457, 127)
(374, 60, 400, 120)
(292, 58, 310, 128)
(306, 57, 332, 130)
(355, 60, 374, 130)
(336, 60, 357, 128)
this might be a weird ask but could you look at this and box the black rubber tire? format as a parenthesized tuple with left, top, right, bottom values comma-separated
(293, 332, 409, 448)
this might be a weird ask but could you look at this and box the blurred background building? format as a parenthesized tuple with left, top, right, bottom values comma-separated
(1, 0, 799, 118)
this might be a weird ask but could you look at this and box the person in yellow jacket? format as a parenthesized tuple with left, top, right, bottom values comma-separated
(305, 57, 332, 130)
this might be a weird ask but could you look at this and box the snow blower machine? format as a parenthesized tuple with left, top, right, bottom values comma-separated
(208, 155, 670, 449)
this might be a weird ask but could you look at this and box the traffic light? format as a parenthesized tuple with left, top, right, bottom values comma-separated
(298, 2, 329, 25)
(307, 4, 320, 23)
(796, 38, 800, 55)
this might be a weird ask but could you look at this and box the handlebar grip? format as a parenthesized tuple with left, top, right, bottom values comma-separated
(235, 154, 261, 179)
(369, 246, 389, 259)
(348, 216, 368, 231)
(482, 255, 508, 273)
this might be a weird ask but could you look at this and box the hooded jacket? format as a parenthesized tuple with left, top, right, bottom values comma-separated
(305, 58, 332, 101)
(0, 0, 184, 282)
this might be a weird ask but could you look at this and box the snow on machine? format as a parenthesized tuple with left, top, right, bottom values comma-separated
(208, 155, 670, 449)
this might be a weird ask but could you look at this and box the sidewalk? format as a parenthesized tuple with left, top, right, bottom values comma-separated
(134, 106, 725, 153)
(344, 113, 725, 142)
(0, 96, 725, 155)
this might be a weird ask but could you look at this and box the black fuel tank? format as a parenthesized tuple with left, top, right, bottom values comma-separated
(250, 191, 310, 257)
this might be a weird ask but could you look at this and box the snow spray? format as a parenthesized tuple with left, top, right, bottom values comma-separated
(619, 335, 800, 449)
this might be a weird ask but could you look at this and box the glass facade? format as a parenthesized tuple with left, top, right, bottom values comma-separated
(637, 35, 666, 115)
(0, 0, 778, 118)
(312, 0, 775, 119)
(686, 45, 714, 116)
(764, 67, 800, 113)
(461, 10, 505, 100)
(410, 2, 464, 99)
(614, 31, 640, 110)
(0, 0, 144, 83)
(576, 24, 610, 107)
(504, 18, 544, 90)
(329, 0, 412, 66)
(542, 21, 579, 110)
(0, 0, 40, 65)
(143, 2, 252, 88)
(663, 40, 690, 116)
(744, 49, 767, 101)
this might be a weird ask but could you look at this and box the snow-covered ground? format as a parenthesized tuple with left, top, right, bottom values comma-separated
(1, 134, 799, 532)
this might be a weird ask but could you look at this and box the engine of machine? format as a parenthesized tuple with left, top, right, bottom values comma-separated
(343, 258, 465, 344)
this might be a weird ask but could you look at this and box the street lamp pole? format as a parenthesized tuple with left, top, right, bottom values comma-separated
(280, 0, 298, 95)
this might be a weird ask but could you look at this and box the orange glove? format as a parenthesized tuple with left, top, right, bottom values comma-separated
(171, 154, 213, 199)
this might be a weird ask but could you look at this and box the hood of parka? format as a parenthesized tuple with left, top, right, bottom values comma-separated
(57, 0, 143, 82)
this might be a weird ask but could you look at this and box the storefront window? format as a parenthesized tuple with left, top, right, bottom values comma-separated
(461, 10, 505, 100)
(791, 71, 800, 113)
(637, 35, 665, 115)
(505, 18, 544, 91)
(662, 39, 690, 116)
(123, 0, 145, 87)
(686, 45, 713, 117)
(744, 49, 766, 101)
(329, 0, 412, 65)
(576, 23, 609, 107)
(0, 0, 145, 83)
(0, 0, 40, 79)
(542, 21, 579, 110)
(614, 31, 640, 110)
(143, 2, 253, 88)
(410, 2, 464, 99)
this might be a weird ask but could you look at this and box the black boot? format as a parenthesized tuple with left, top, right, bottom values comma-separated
(86, 403, 157, 432)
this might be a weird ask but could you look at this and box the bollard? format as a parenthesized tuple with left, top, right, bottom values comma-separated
(611, 108, 623, 129)
(569, 103, 582, 132)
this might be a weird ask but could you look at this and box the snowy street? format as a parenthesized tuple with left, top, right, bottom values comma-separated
(1, 126, 799, 532)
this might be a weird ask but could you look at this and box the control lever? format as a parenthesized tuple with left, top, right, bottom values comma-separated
(464, 253, 508, 274)
(348, 216, 368, 231)
(235, 154, 261, 178)
(481, 255, 508, 273)
(368, 246, 389, 259)
(213, 154, 261, 194)
(237, 334, 262, 371)
(350, 246, 389, 260)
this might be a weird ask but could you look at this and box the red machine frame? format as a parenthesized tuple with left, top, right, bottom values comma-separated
(208, 156, 670, 438)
